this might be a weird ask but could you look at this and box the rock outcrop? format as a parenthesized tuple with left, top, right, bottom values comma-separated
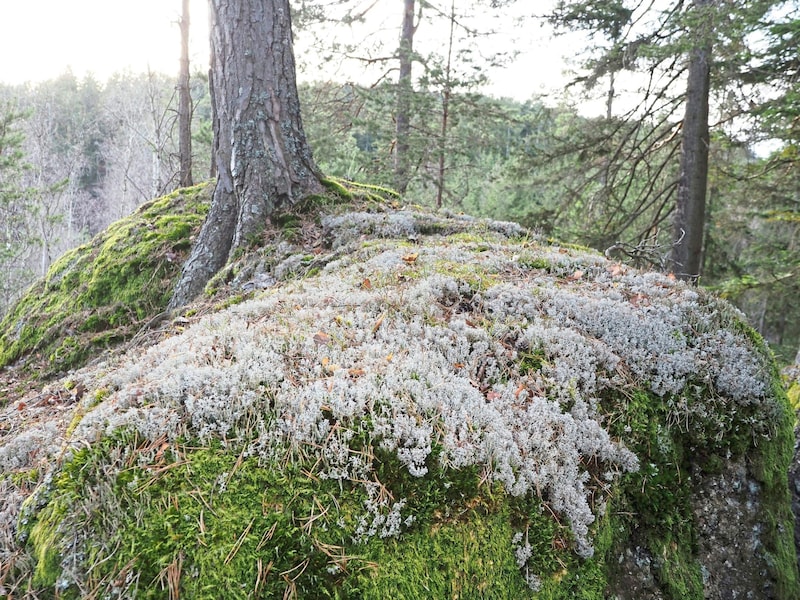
(1, 181, 797, 599)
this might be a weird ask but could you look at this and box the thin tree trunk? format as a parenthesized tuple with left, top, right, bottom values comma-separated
(435, 0, 455, 209)
(606, 70, 615, 120)
(178, 0, 193, 188)
(671, 0, 714, 282)
(170, 0, 323, 309)
(395, 0, 416, 194)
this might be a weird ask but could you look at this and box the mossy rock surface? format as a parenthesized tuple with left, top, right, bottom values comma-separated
(0, 184, 798, 599)
(0, 182, 211, 380)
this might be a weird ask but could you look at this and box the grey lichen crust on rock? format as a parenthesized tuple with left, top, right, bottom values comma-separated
(1, 183, 798, 599)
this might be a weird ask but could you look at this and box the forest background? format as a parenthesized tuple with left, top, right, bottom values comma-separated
(0, 0, 798, 363)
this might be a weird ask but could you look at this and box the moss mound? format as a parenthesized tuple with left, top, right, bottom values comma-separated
(0, 183, 211, 380)
(0, 189, 798, 599)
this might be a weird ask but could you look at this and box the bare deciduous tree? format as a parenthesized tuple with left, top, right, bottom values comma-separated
(178, 0, 193, 188)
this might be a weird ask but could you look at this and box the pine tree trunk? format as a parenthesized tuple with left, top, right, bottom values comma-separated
(671, 0, 714, 282)
(178, 0, 193, 189)
(394, 0, 415, 194)
(170, 0, 323, 309)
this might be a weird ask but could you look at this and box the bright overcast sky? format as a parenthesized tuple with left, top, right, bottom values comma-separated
(0, 0, 210, 84)
(0, 0, 574, 102)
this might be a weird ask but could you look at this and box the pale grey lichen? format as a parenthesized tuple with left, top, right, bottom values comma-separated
(322, 211, 417, 249)
(0, 213, 780, 576)
(0, 422, 62, 472)
(512, 530, 542, 591)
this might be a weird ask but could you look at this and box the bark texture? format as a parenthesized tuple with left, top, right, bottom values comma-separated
(170, 0, 322, 309)
(671, 0, 714, 282)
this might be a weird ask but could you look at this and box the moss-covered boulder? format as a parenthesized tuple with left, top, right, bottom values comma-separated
(0, 187, 798, 599)
(785, 363, 800, 579)
(0, 182, 210, 379)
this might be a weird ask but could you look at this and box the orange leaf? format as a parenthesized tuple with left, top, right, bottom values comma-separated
(361, 278, 372, 290)
(348, 368, 366, 378)
(402, 253, 419, 264)
(323, 361, 340, 374)
(313, 331, 331, 345)
(629, 294, 647, 306)
(567, 270, 584, 281)
(372, 313, 385, 334)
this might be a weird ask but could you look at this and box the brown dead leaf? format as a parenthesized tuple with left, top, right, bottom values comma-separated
(361, 278, 372, 290)
(155, 443, 169, 462)
(629, 293, 648, 307)
(348, 368, 366, 378)
(372, 313, 385, 334)
(323, 361, 340, 374)
(72, 382, 86, 402)
(402, 253, 419, 264)
(313, 331, 331, 345)
(567, 270, 584, 281)
(606, 264, 624, 277)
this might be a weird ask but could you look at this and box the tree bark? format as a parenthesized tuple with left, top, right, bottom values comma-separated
(394, 0, 416, 194)
(178, 0, 193, 188)
(671, 0, 714, 282)
(170, 0, 323, 309)
(435, 0, 455, 209)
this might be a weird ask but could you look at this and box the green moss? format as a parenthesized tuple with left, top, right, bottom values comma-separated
(599, 388, 702, 600)
(18, 426, 618, 600)
(444, 231, 496, 246)
(320, 176, 399, 206)
(27, 499, 66, 589)
(350, 506, 534, 599)
(320, 175, 353, 199)
(597, 344, 800, 600)
(9, 468, 40, 488)
(517, 252, 552, 271)
(6, 180, 798, 598)
(788, 385, 800, 420)
(212, 293, 248, 312)
(430, 260, 499, 292)
(0, 182, 211, 377)
(751, 374, 800, 598)
(519, 350, 548, 376)
(544, 238, 595, 254)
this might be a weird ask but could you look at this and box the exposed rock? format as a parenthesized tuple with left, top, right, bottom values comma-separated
(693, 458, 779, 599)
(608, 543, 666, 600)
